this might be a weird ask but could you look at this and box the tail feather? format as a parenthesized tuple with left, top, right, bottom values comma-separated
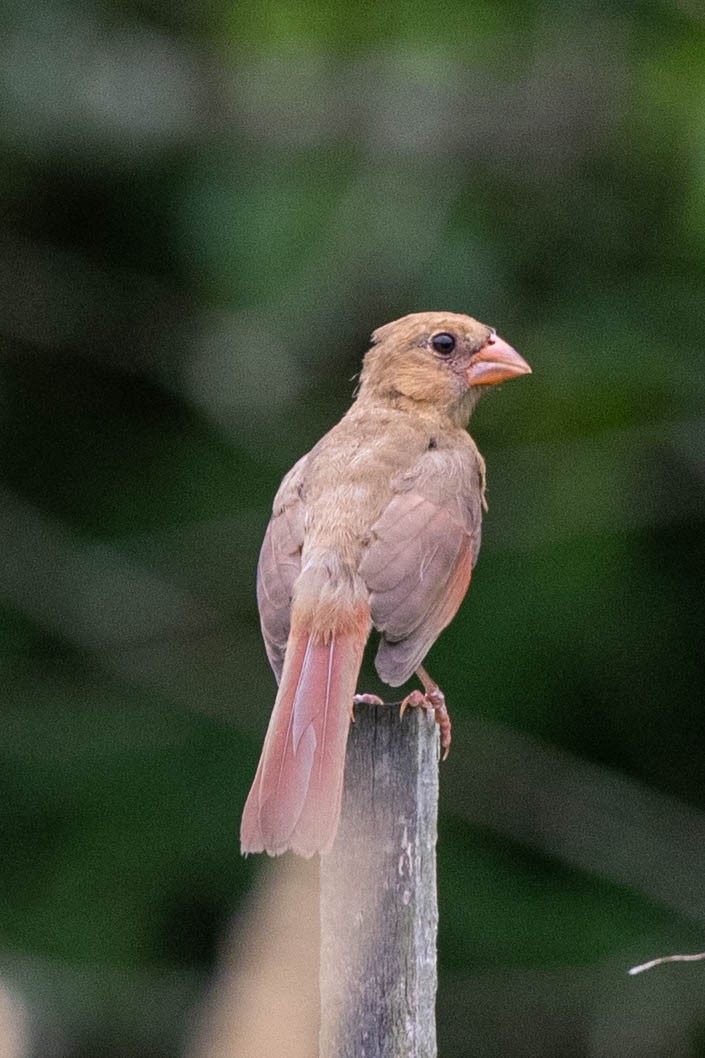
(241, 627, 365, 857)
(286, 635, 364, 855)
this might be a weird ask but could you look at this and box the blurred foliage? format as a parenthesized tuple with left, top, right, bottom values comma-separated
(1, 0, 705, 1055)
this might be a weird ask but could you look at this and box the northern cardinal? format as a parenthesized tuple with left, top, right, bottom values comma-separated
(241, 312, 530, 857)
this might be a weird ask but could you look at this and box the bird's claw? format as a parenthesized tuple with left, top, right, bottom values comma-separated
(353, 693, 385, 706)
(399, 690, 425, 719)
(400, 687, 452, 760)
(351, 692, 385, 721)
(354, 687, 452, 759)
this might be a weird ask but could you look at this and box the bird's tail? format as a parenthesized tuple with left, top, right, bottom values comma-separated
(240, 618, 367, 857)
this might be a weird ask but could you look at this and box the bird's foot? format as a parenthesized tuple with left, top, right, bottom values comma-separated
(353, 693, 385, 706)
(353, 685, 451, 758)
(400, 672, 452, 760)
(351, 692, 385, 720)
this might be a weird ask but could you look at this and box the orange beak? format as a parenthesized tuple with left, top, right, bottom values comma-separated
(465, 334, 531, 386)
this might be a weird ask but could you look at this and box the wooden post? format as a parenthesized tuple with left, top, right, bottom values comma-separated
(319, 703, 439, 1058)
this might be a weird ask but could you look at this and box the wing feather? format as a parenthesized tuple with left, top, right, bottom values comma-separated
(359, 444, 484, 686)
(256, 456, 307, 681)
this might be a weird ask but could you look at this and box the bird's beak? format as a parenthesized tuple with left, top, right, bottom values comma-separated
(465, 335, 532, 386)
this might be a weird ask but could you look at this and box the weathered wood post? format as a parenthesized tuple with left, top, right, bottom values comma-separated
(319, 702, 440, 1058)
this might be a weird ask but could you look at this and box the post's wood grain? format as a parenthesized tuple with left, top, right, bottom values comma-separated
(320, 702, 439, 1058)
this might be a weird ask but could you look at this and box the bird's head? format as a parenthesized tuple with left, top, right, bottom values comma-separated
(358, 311, 531, 423)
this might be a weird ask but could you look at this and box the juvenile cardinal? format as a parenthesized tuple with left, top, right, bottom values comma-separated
(241, 312, 530, 857)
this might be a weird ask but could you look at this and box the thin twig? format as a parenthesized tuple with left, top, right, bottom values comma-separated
(628, 951, 705, 976)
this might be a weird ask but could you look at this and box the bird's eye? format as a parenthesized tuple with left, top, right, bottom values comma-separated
(431, 332, 456, 355)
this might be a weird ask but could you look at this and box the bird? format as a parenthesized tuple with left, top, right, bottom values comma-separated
(241, 311, 531, 857)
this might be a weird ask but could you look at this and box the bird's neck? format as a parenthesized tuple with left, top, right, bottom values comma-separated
(355, 386, 478, 431)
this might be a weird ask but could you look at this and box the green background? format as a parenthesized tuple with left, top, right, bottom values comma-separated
(1, 0, 705, 1054)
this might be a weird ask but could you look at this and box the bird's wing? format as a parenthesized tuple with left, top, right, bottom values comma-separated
(256, 454, 308, 682)
(359, 444, 485, 687)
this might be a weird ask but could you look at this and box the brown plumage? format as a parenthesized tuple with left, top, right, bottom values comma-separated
(241, 311, 531, 857)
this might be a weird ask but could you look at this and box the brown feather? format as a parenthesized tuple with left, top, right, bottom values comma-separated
(374, 536, 474, 684)
(256, 457, 307, 680)
(358, 440, 483, 684)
